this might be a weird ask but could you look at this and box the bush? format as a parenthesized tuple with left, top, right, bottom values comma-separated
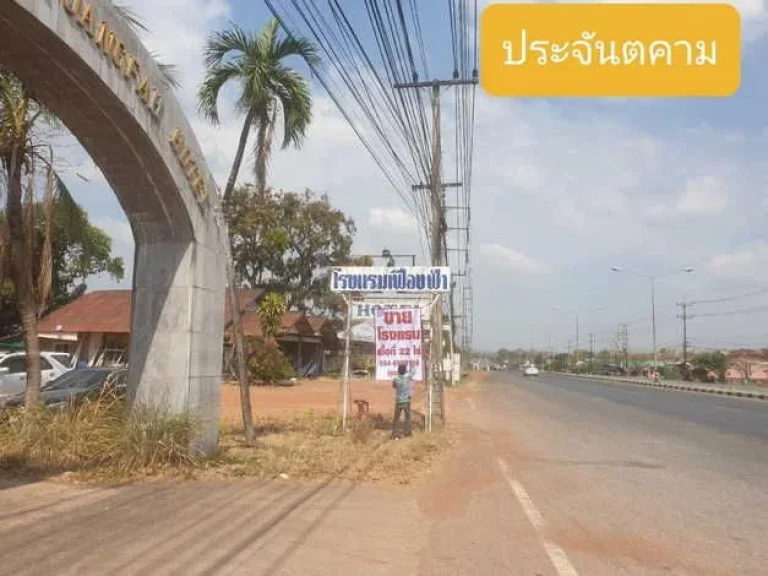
(246, 337, 295, 384)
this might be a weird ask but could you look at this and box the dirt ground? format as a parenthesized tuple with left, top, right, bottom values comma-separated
(220, 376, 429, 427)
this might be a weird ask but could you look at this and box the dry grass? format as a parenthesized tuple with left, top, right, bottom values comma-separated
(0, 397, 202, 483)
(0, 400, 452, 487)
(206, 411, 452, 486)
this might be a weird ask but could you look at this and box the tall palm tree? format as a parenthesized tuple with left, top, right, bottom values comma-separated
(0, 72, 61, 412)
(198, 19, 318, 444)
(198, 19, 320, 198)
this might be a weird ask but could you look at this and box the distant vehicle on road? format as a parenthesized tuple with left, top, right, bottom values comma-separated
(0, 352, 74, 402)
(2, 367, 127, 410)
(523, 363, 539, 377)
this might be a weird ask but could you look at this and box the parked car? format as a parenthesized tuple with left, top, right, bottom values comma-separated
(2, 367, 127, 410)
(0, 352, 74, 402)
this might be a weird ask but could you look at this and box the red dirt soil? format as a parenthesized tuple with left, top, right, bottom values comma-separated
(219, 377, 427, 427)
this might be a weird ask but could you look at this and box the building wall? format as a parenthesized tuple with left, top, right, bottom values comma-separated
(726, 360, 768, 383)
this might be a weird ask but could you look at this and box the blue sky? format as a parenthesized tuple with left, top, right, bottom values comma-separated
(59, 0, 768, 354)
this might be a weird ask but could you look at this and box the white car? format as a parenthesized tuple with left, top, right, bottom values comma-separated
(0, 352, 74, 402)
(523, 365, 539, 377)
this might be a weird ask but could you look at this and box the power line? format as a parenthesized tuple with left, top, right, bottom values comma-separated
(688, 286, 768, 306)
(690, 304, 768, 318)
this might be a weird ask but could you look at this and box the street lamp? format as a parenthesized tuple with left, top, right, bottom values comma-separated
(381, 248, 416, 267)
(611, 265, 694, 378)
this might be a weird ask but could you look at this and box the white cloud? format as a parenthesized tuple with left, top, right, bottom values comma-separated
(676, 176, 728, 216)
(368, 207, 418, 231)
(479, 244, 549, 275)
(707, 243, 768, 279)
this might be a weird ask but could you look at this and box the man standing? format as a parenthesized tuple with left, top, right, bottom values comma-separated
(392, 364, 414, 439)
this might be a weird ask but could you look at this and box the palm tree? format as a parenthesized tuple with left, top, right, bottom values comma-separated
(0, 72, 63, 411)
(198, 19, 319, 198)
(198, 19, 318, 444)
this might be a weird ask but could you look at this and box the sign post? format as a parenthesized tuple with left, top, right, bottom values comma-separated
(330, 266, 451, 433)
(340, 294, 352, 432)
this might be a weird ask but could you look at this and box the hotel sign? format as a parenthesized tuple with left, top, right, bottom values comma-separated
(330, 267, 451, 294)
(60, 0, 211, 206)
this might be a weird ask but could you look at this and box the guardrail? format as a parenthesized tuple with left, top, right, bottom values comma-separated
(544, 372, 768, 401)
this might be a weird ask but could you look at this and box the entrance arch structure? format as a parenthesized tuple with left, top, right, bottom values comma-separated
(0, 0, 229, 452)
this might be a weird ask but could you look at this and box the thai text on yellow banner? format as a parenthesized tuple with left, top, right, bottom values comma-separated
(480, 3, 741, 97)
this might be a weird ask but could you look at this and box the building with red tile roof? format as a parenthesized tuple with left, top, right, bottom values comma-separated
(38, 290, 339, 375)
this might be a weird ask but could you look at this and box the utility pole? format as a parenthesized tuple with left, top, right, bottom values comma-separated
(575, 313, 580, 367)
(677, 302, 691, 376)
(616, 324, 629, 372)
(589, 333, 595, 367)
(396, 76, 478, 427)
(651, 278, 658, 379)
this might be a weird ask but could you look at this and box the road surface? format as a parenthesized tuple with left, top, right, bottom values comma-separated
(2, 373, 768, 575)
(469, 371, 768, 575)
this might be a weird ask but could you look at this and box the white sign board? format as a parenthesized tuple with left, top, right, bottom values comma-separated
(331, 266, 451, 293)
(374, 308, 423, 382)
(351, 299, 427, 320)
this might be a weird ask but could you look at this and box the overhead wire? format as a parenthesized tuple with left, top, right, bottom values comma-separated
(265, 0, 479, 349)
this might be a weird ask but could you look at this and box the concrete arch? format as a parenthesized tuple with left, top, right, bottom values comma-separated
(0, 0, 228, 452)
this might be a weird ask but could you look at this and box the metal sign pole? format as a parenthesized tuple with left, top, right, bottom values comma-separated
(341, 294, 352, 432)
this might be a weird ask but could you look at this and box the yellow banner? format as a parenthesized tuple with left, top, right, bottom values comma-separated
(480, 3, 741, 97)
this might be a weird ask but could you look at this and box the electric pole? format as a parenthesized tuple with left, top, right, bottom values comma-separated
(395, 76, 478, 428)
(677, 302, 691, 378)
(615, 324, 629, 372)
(575, 313, 580, 367)
(589, 333, 595, 368)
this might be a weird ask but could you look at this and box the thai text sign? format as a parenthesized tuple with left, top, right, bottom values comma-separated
(480, 3, 741, 97)
(59, 0, 212, 206)
(375, 308, 423, 382)
(351, 300, 426, 320)
(331, 267, 451, 293)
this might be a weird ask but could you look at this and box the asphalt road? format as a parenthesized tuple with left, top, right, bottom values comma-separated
(484, 371, 768, 575)
(520, 372, 768, 443)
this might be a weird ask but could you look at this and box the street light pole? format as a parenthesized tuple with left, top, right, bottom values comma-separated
(611, 265, 693, 380)
(651, 276, 657, 379)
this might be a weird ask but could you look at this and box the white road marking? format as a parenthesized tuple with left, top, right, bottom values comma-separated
(467, 398, 477, 411)
(498, 459, 580, 576)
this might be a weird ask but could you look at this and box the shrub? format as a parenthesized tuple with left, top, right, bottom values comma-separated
(246, 337, 295, 384)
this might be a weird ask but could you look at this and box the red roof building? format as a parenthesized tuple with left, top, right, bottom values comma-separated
(38, 290, 339, 376)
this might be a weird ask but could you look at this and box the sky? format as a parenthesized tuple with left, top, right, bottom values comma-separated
(58, 0, 768, 355)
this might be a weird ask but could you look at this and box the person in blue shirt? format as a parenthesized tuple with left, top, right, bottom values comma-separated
(391, 364, 415, 439)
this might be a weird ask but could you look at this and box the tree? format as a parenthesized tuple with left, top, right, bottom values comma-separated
(225, 187, 356, 312)
(0, 71, 57, 412)
(198, 19, 320, 198)
(0, 192, 124, 336)
(199, 20, 318, 445)
(258, 292, 287, 338)
(268, 190, 355, 311)
(246, 292, 293, 385)
(691, 351, 727, 383)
